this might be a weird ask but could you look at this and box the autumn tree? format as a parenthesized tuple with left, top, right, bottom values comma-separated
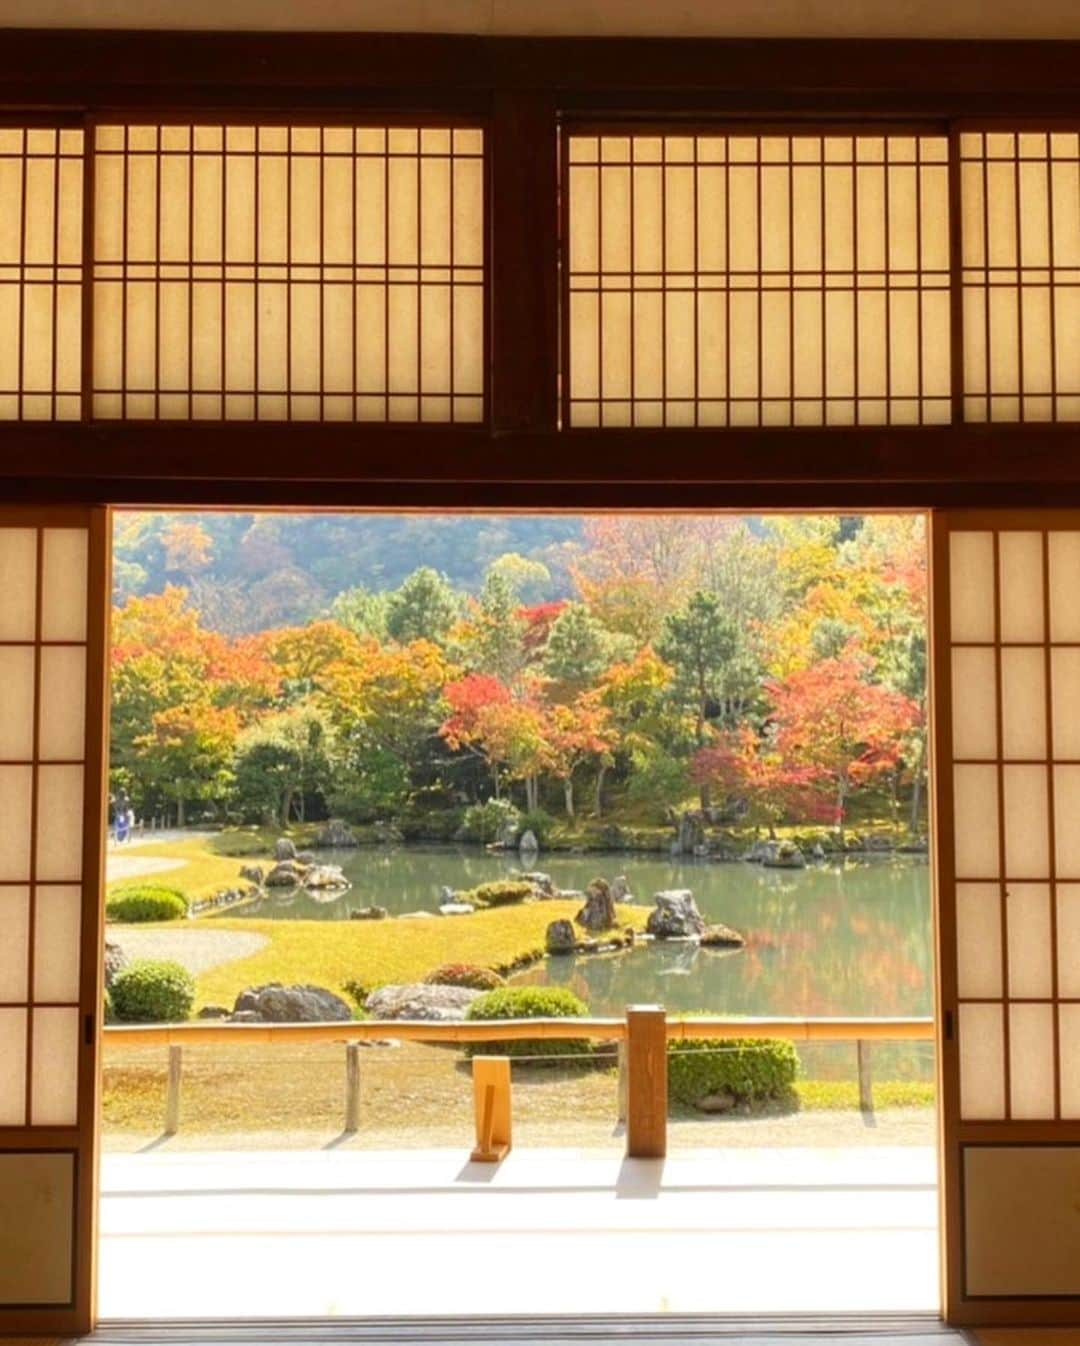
(545, 694, 616, 818)
(440, 674, 549, 807)
(232, 706, 332, 826)
(133, 703, 239, 826)
(766, 654, 921, 840)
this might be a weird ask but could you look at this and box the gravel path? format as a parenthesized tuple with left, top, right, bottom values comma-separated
(106, 854, 187, 881)
(105, 926, 268, 975)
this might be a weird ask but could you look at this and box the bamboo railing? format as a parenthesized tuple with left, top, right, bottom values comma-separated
(102, 1009, 935, 1159)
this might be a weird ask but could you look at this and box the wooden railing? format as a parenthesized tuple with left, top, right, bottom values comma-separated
(103, 1008, 935, 1160)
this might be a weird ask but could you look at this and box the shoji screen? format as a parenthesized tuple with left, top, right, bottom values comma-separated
(564, 130, 951, 428)
(90, 124, 484, 423)
(0, 509, 108, 1336)
(0, 126, 83, 420)
(935, 511, 1080, 1324)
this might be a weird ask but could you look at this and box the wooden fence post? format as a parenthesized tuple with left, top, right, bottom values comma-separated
(617, 1040, 628, 1123)
(857, 1039, 874, 1115)
(626, 1005, 666, 1159)
(470, 1056, 512, 1162)
(164, 1044, 182, 1135)
(344, 1042, 361, 1132)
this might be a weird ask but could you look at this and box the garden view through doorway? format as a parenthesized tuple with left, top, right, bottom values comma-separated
(98, 509, 937, 1318)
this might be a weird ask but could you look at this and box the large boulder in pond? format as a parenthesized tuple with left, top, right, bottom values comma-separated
(762, 839, 805, 869)
(240, 863, 264, 886)
(265, 859, 308, 887)
(365, 983, 481, 1021)
(546, 918, 577, 955)
(274, 836, 298, 861)
(646, 889, 706, 939)
(700, 922, 745, 949)
(519, 829, 539, 855)
(576, 878, 617, 932)
(232, 983, 351, 1022)
(303, 863, 349, 891)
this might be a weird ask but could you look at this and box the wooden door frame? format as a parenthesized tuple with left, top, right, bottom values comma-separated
(4, 27, 1080, 1330)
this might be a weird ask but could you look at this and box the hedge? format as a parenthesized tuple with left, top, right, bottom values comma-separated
(110, 958, 195, 1023)
(465, 985, 592, 1062)
(424, 963, 505, 991)
(668, 1032, 799, 1110)
(106, 884, 189, 923)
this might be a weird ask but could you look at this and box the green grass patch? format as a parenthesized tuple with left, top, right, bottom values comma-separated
(193, 899, 648, 1011)
(795, 1078, 935, 1110)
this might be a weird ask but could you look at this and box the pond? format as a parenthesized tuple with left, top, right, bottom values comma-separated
(229, 845, 932, 1022)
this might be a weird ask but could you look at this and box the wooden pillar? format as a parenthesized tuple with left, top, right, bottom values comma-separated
(163, 1045, 182, 1136)
(344, 1043, 361, 1133)
(470, 1056, 512, 1163)
(617, 1040, 628, 1123)
(626, 1005, 667, 1159)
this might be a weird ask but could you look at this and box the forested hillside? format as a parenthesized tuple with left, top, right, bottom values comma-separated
(113, 512, 585, 632)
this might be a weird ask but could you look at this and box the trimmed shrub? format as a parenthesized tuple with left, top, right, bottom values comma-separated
(461, 798, 519, 844)
(465, 985, 592, 1062)
(668, 1032, 799, 1110)
(110, 958, 195, 1023)
(424, 963, 505, 991)
(106, 884, 189, 923)
(461, 879, 534, 908)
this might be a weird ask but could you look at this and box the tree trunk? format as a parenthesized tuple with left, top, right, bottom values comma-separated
(176, 793, 186, 828)
(595, 762, 608, 818)
(492, 765, 501, 800)
(281, 788, 293, 829)
(909, 730, 926, 832)
(563, 776, 574, 818)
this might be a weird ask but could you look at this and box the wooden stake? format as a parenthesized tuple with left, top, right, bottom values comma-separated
(344, 1042, 361, 1133)
(470, 1056, 511, 1162)
(164, 1044, 182, 1136)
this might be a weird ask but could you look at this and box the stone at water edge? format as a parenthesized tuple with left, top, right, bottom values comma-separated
(231, 983, 352, 1023)
(762, 839, 805, 869)
(519, 870, 556, 896)
(317, 819, 359, 848)
(700, 922, 745, 949)
(239, 863, 264, 886)
(439, 902, 475, 916)
(545, 918, 577, 954)
(646, 889, 706, 938)
(304, 863, 349, 890)
(273, 836, 298, 861)
(265, 859, 307, 887)
(610, 874, 633, 902)
(519, 829, 539, 854)
(365, 983, 482, 1021)
(349, 905, 388, 920)
(576, 878, 618, 932)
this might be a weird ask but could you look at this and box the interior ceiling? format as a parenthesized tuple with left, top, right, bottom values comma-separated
(7, 0, 1080, 36)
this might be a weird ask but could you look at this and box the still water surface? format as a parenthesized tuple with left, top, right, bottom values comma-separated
(232, 846, 932, 1021)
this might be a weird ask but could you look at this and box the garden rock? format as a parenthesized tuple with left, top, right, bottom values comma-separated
(350, 905, 388, 920)
(518, 870, 555, 896)
(197, 1004, 230, 1019)
(295, 850, 317, 864)
(274, 837, 298, 861)
(762, 840, 805, 869)
(439, 902, 475, 916)
(240, 864, 264, 886)
(611, 874, 632, 902)
(576, 879, 617, 932)
(696, 1089, 737, 1114)
(304, 864, 349, 890)
(700, 922, 745, 948)
(104, 939, 127, 989)
(399, 910, 435, 919)
(265, 860, 306, 887)
(495, 819, 518, 849)
(519, 829, 539, 854)
(232, 983, 352, 1022)
(365, 983, 481, 1021)
(317, 819, 358, 848)
(646, 889, 706, 938)
(546, 918, 577, 954)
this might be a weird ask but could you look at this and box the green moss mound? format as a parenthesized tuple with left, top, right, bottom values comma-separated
(424, 963, 506, 991)
(465, 985, 592, 1062)
(106, 884, 189, 923)
(460, 880, 534, 908)
(111, 958, 195, 1023)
